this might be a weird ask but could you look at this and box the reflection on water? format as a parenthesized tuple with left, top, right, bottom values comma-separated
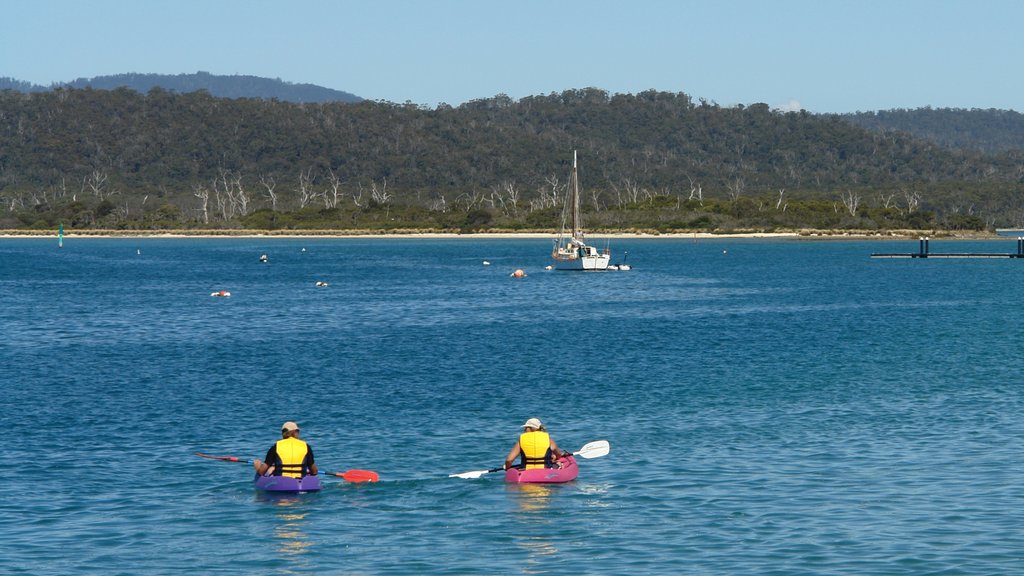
(506, 483, 559, 572)
(506, 483, 554, 513)
(254, 494, 315, 565)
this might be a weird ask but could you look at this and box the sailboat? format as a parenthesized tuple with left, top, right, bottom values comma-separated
(551, 151, 610, 271)
(58, 223, 63, 249)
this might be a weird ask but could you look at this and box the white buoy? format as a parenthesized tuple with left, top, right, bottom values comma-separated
(483, 260, 491, 266)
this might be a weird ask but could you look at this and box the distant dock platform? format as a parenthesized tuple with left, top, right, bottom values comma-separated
(871, 237, 1024, 259)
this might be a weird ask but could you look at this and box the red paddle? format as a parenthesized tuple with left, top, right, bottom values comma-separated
(323, 469, 380, 483)
(195, 453, 379, 482)
(196, 452, 253, 464)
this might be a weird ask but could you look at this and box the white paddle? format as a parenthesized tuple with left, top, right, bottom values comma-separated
(450, 440, 610, 479)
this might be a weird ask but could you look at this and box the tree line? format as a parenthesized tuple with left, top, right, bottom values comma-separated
(1, 87, 1022, 233)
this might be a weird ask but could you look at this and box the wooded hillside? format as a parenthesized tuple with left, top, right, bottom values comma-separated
(2, 87, 1022, 232)
(843, 108, 1024, 154)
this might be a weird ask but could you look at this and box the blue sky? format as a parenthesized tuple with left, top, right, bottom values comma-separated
(2, 0, 1021, 113)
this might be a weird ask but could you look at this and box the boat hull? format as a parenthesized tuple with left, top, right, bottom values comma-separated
(253, 474, 322, 493)
(504, 455, 579, 484)
(553, 254, 610, 271)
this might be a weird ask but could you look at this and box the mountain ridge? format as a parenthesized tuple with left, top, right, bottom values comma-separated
(0, 71, 362, 104)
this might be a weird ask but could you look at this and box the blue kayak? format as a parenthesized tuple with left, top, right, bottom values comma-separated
(253, 474, 322, 493)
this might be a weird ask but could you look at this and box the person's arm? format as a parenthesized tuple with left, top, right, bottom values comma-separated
(550, 438, 563, 459)
(307, 446, 318, 476)
(504, 443, 521, 470)
(253, 446, 276, 475)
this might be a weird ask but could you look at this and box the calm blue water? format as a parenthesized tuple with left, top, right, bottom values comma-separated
(3, 236, 1024, 574)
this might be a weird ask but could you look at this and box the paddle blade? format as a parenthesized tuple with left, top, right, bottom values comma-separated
(195, 452, 248, 463)
(450, 467, 503, 479)
(574, 440, 610, 459)
(328, 469, 379, 483)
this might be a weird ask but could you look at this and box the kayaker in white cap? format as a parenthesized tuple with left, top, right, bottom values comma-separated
(504, 417, 564, 471)
(253, 421, 319, 478)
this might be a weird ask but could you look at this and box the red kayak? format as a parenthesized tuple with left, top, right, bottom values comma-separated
(504, 454, 579, 484)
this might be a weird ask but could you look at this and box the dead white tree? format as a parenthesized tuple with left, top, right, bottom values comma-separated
(454, 190, 485, 211)
(325, 168, 343, 209)
(878, 191, 897, 209)
(841, 190, 860, 217)
(258, 174, 278, 211)
(903, 189, 921, 214)
(609, 178, 642, 207)
(296, 168, 316, 209)
(225, 170, 250, 216)
(530, 174, 561, 212)
(211, 175, 230, 221)
(85, 170, 107, 199)
(192, 183, 210, 224)
(725, 178, 745, 201)
(492, 180, 520, 217)
(775, 189, 786, 211)
(370, 178, 391, 205)
(687, 176, 704, 206)
(427, 195, 448, 213)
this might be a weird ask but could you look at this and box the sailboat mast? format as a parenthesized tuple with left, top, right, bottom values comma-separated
(570, 150, 582, 240)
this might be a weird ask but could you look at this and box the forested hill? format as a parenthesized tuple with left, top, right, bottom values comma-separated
(841, 108, 1024, 153)
(0, 72, 362, 103)
(2, 87, 1023, 231)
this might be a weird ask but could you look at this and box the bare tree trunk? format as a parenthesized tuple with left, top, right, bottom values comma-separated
(841, 191, 860, 216)
(259, 174, 278, 211)
(370, 178, 391, 205)
(325, 168, 343, 209)
(192, 183, 210, 224)
(296, 168, 315, 209)
(726, 178, 745, 201)
(903, 189, 921, 214)
(85, 170, 108, 200)
(687, 176, 704, 206)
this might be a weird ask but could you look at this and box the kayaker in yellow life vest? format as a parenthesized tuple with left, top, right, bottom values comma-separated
(253, 421, 319, 478)
(504, 418, 564, 470)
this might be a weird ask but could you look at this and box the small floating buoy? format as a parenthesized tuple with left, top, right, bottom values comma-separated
(301, 248, 306, 252)
(137, 249, 141, 255)
(722, 250, 728, 255)
(482, 261, 491, 266)
(544, 265, 553, 270)
(259, 254, 268, 263)
(315, 281, 329, 288)
(511, 269, 526, 278)
(210, 291, 231, 297)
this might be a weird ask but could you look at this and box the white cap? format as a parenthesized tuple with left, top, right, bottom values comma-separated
(281, 421, 299, 432)
(521, 418, 543, 430)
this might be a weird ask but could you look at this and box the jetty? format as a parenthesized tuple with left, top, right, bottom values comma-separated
(871, 238, 1024, 259)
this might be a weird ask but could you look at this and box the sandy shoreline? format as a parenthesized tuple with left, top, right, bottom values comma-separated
(0, 228, 1005, 240)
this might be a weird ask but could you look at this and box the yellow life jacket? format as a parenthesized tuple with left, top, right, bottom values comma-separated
(274, 437, 310, 478)
(519, 431, 551, 470)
